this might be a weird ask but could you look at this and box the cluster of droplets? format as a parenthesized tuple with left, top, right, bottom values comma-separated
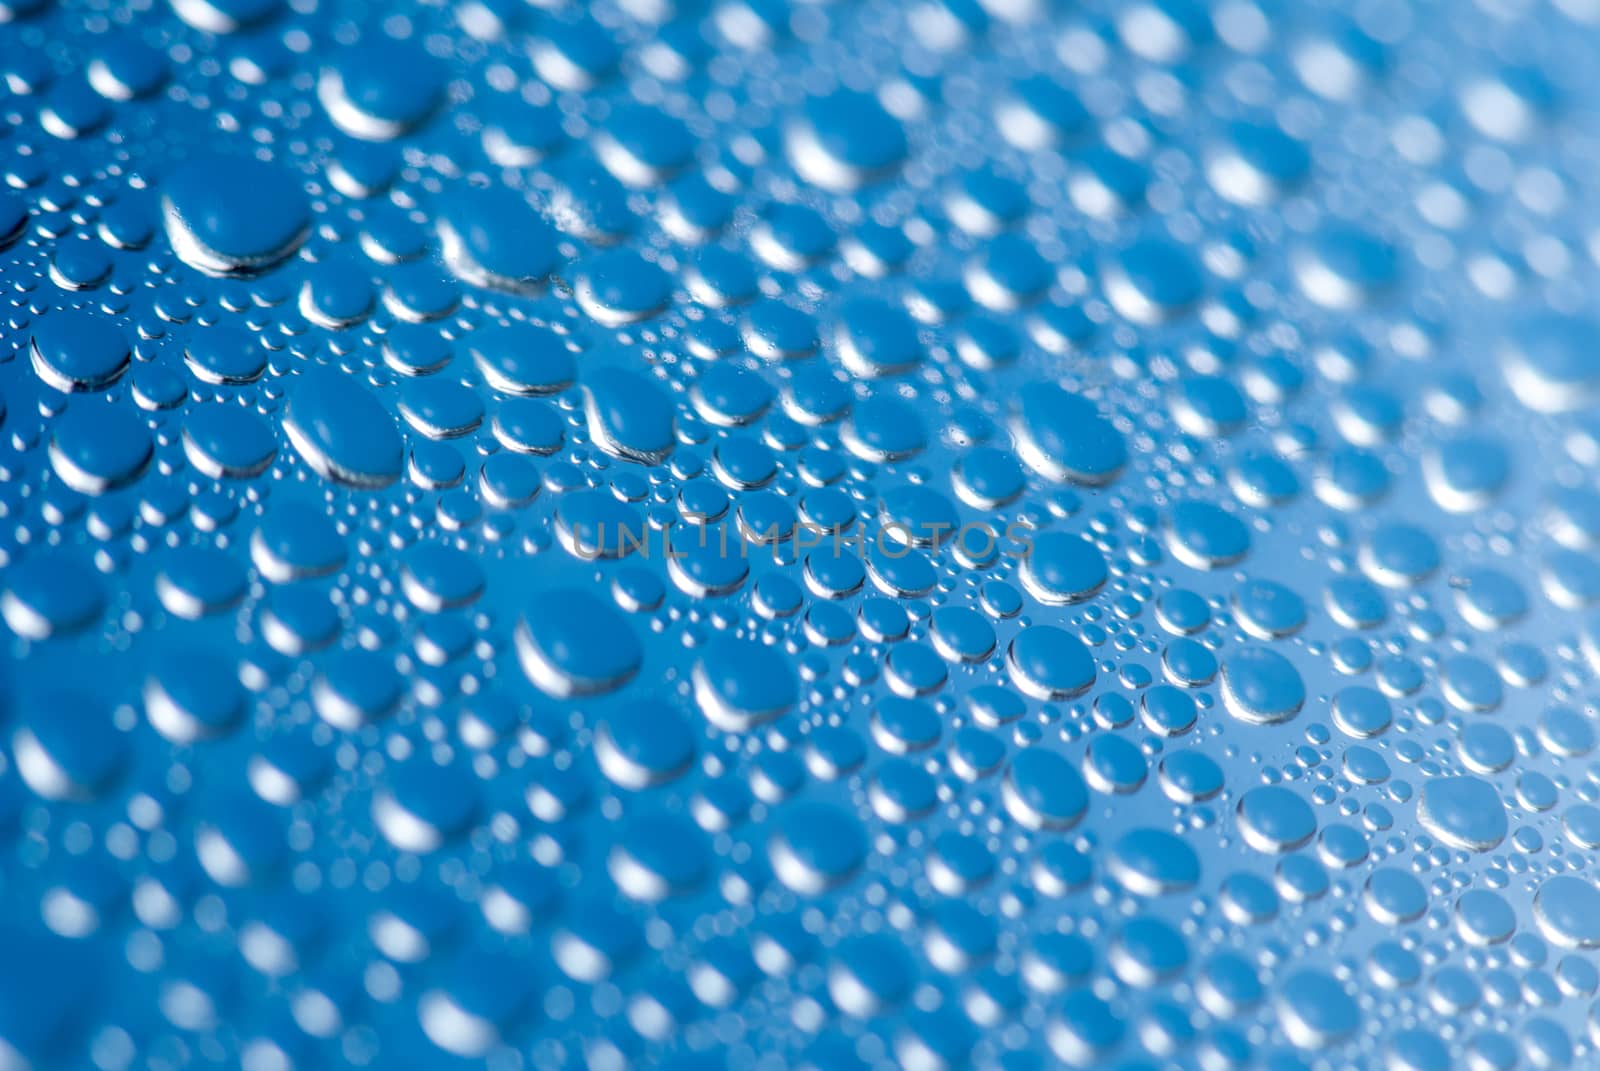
(7, 0, 1600, 1069)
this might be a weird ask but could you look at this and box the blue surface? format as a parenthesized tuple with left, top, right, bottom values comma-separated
(4, 0, 1600, 1068)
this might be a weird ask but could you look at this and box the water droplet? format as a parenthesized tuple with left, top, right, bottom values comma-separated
(1418, 776, 1508, 852)
(516, 588, 641, 698)
(283, 366, 404, 488)
(162, 156, 310, 275)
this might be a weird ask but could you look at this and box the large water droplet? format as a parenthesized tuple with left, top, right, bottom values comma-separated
(1418, 775, 1508, 852)
(162, 156, 310, 275)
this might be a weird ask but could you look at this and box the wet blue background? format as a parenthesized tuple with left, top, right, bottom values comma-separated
(4, 0, 1600, 1069)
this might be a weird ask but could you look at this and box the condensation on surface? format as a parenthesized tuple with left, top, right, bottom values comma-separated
(2, 1, 1600, 1070)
